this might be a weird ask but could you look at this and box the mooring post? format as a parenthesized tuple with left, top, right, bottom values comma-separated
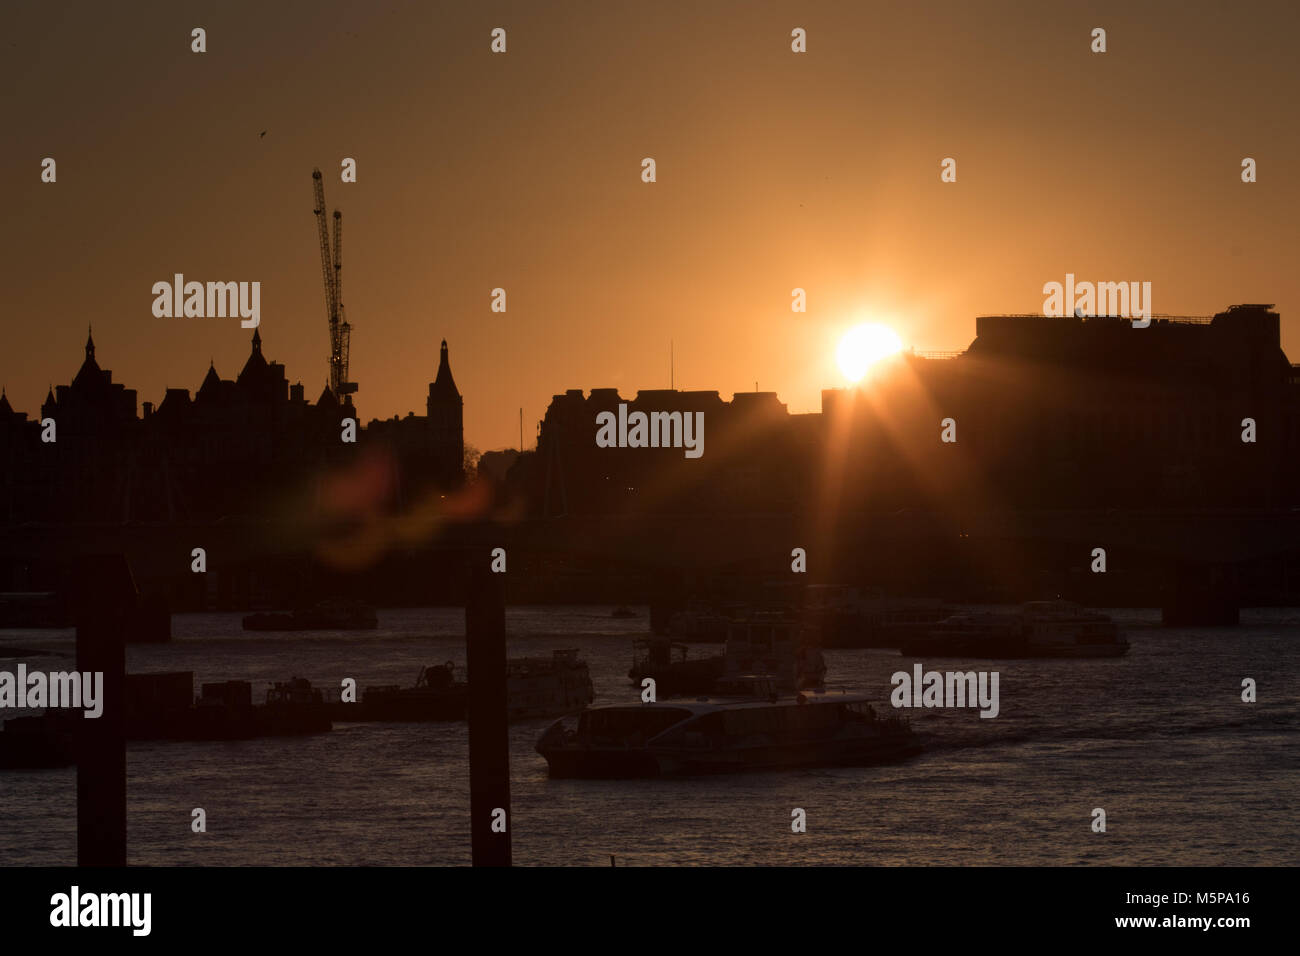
(465, 556, 511, 866)
(74, 554, 135, 867)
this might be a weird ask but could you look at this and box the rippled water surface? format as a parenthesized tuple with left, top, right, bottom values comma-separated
(1, 606, 1296, 865)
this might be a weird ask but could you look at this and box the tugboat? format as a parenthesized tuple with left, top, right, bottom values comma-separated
(333, 662, 468, 722)
(325, 651, 595, 723)
(242, 599, 378, 632)
(720, 612, 826, 692)
(627, 613, 824, 697)
(537, 677, 920, 778)
(627, 638, 726, 696)
(901, 601, 1129, 658)
(664, 600, 747, 642)
(257, 677, 333, 735)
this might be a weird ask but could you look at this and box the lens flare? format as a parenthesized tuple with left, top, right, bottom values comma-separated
(836, 323, 904, 382)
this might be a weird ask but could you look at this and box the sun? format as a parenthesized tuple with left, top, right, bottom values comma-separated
(836, 323, 904, 382)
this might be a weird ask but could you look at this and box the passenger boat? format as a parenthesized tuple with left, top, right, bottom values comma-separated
(900, 601, 1129, 658)
(242, 599, 378, 631)
(536, 678, 920, 778)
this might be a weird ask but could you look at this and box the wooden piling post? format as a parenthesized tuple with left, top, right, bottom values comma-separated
(465, 556, 511, 866)
(73, 554, 135, 867)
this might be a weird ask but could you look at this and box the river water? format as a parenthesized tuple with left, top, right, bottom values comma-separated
(1, 606, 1296, 866)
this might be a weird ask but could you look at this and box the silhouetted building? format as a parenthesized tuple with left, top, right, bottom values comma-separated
(365, 339, 466, 500)
(533, 304, 1300, 515)
(534, 387, 812, 515)
(0, 330, 465, 524)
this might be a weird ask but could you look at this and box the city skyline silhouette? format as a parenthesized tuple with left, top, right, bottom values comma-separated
(4, 1, 1298, 450)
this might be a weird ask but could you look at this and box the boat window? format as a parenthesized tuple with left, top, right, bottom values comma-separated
(722, 706, 787, 736)
(691, 713, 724, 736)
(787, 703, 841, 730)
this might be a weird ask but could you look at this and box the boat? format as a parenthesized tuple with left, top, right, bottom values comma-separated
(325, 651, 594, 723)
(125, 672, 332, 739)
(663, 600, 748, 642)
(242, 599, 377, 631)
(256, 677, 334, 735)
(628, 612, 825, 696)
(720, 612, 826, 691)
(627, 638, 726, 696)
(611, 606, 638, 619)
(900, 601, 1129, 658)
(0, 672, 332, 755)
(801, 585, 952, 649)
(329, 662, 468, 722)
(507, 649, 593, 720)
(536, 678, 920, 778)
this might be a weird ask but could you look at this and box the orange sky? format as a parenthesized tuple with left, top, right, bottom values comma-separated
(4, 0, 1298, 451)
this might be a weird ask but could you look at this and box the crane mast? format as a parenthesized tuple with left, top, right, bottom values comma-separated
(310, 168, 356, 397)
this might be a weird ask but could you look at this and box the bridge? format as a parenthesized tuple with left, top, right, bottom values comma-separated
(4, 508, 1299, 624)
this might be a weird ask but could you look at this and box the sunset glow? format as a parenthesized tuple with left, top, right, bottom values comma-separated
(836, 323, 904, 382)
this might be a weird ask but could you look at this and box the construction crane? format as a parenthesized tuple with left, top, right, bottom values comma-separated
(311, 168, 356, 397)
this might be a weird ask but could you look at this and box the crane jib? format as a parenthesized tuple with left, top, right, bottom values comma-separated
(311, 167, 355, 397)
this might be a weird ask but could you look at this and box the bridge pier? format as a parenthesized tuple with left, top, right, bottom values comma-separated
(1162, 560, 1240, 627)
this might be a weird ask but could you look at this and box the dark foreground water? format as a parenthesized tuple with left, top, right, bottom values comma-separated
(1, 606, 1296, 866)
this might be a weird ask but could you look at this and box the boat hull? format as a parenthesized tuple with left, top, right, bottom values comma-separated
(539, 747, 665, 779)
(900, 636, 1129, 658)
(653, 736, 923, 776)
(328, 690, 468, 722)
(539, 731, 922, 778)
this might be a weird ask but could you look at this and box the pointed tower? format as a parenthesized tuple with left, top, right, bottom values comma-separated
(427, 339, 464, 485)
(72, 326, 104, 391)
(238, 326, 269, 388)
(196, 361, 223, 403)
